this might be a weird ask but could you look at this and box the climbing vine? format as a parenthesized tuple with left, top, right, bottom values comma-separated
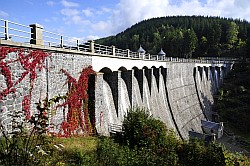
(59, 66, 96, 137)
(0, 46, 95, 137)
(0, 46, 50, 119)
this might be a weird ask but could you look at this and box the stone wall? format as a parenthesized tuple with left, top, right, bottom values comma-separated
(0, 50, 92, 134)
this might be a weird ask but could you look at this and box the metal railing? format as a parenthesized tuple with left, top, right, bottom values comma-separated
(0, 19, 33, 43)
(43, 29, 88, 51)
(0, 18, 237, 64)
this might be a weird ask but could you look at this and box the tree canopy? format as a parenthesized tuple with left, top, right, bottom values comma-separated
(96, 16, 250, 58)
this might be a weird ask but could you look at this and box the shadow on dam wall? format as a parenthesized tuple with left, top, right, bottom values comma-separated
(95, 62, 227, 139)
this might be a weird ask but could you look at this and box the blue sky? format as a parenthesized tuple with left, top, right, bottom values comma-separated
(1, 0, 250, 41)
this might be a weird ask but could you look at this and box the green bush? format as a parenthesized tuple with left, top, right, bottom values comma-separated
(97, 137, 137, 166)
(97, 136, 178, 166)
(62, 149, 97, 166)
(122, 107, 177, 149)
(178, 139, 225, 166)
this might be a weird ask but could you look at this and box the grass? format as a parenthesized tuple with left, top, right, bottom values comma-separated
(54, 136, 98, 152)
(51, 136, 98, 166)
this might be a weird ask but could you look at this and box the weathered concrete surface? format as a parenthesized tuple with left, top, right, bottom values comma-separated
(94, 62, 230, 139)
(165, 63, 205, 139)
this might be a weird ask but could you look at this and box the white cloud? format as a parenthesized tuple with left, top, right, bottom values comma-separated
(56, 0, 250, 39)
(60, 8, 91, 25)
(85, 35, 100, 40)
(44, 17, 58, 23)
(110, 0, 171, 34)
(96, 7, 112, 15)
(0, 10, 9, 18)
(82, 8, 93, 17)
(72, 15, 91, 25)
(101, 7, 111, 13)
(91, 21, 110, 32)
(61, 0, 79, 8)
(46, 1, 55, 7)
(61, 8, 80, 16)
(108, 0, 250, 35)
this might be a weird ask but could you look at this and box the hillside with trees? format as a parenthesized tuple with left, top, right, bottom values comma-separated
(96, 16, 250, 58)
(214, 62, 250, 136)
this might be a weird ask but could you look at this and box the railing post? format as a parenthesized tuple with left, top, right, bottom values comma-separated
(60, 36, 64, 48)
(77, 40, 79, 50)
(112, 45, 116, 56)
(89, 40, 95, 53)
(4, 20, 9, 40)
(30, 24, 44, 45)
(126, 49, 130, 57)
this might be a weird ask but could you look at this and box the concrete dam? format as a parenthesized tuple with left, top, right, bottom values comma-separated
(0, 42, 232, 140)
(0, 21, 234, 139)
(95, 61, 230, 139)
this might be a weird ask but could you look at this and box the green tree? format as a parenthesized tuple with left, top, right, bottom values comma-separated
(183, 28, 198, 58)
(199, 36, 208, 56)
(131, 34, 139, 51)
(226, 21, 239, 48)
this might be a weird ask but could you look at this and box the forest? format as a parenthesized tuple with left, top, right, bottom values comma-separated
(96, 16, 250, 58)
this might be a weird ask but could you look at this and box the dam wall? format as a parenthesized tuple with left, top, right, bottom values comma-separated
(95, 62, 229, 139)
(0, 46, 231, 139)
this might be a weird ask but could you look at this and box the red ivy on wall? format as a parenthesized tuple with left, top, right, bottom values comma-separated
(59, 66, 95, 137)
(1, 46, 96, 137)
(0, 46, 50, 119)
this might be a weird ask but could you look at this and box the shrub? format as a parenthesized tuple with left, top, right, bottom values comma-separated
(97, 137, 136, 166)
(121, 107, 179, 165)
(122, 107, 176, 149)
(177, 139, 225, 166)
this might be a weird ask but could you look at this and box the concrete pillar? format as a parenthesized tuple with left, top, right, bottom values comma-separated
(204, 67, 209, 80)
(126, 49, 130, 57)
(89, 40, 95, 53)
(112, 45, 116, 56)
(103, 71, 120, 116)
(153, 68, 160, 91)
(144, 69, 152, 94)
(121, 70, 133, 105)
(95, 72, 109, 136)
(198, 66, 203, 81)
(210, 67, 217, 94)
(30, 24, 44, 45)
(216, 67, 221, 87)
(134, 69, 144, 102)
(117, 71, 122, 118)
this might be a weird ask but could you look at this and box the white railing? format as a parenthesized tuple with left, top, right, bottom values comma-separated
(0, 18, 237, 64)
(94, 43, 112, 55)
(43, 29, 88, 51)
(115, 48, 128, 57)
(0, 19, 33, 43)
